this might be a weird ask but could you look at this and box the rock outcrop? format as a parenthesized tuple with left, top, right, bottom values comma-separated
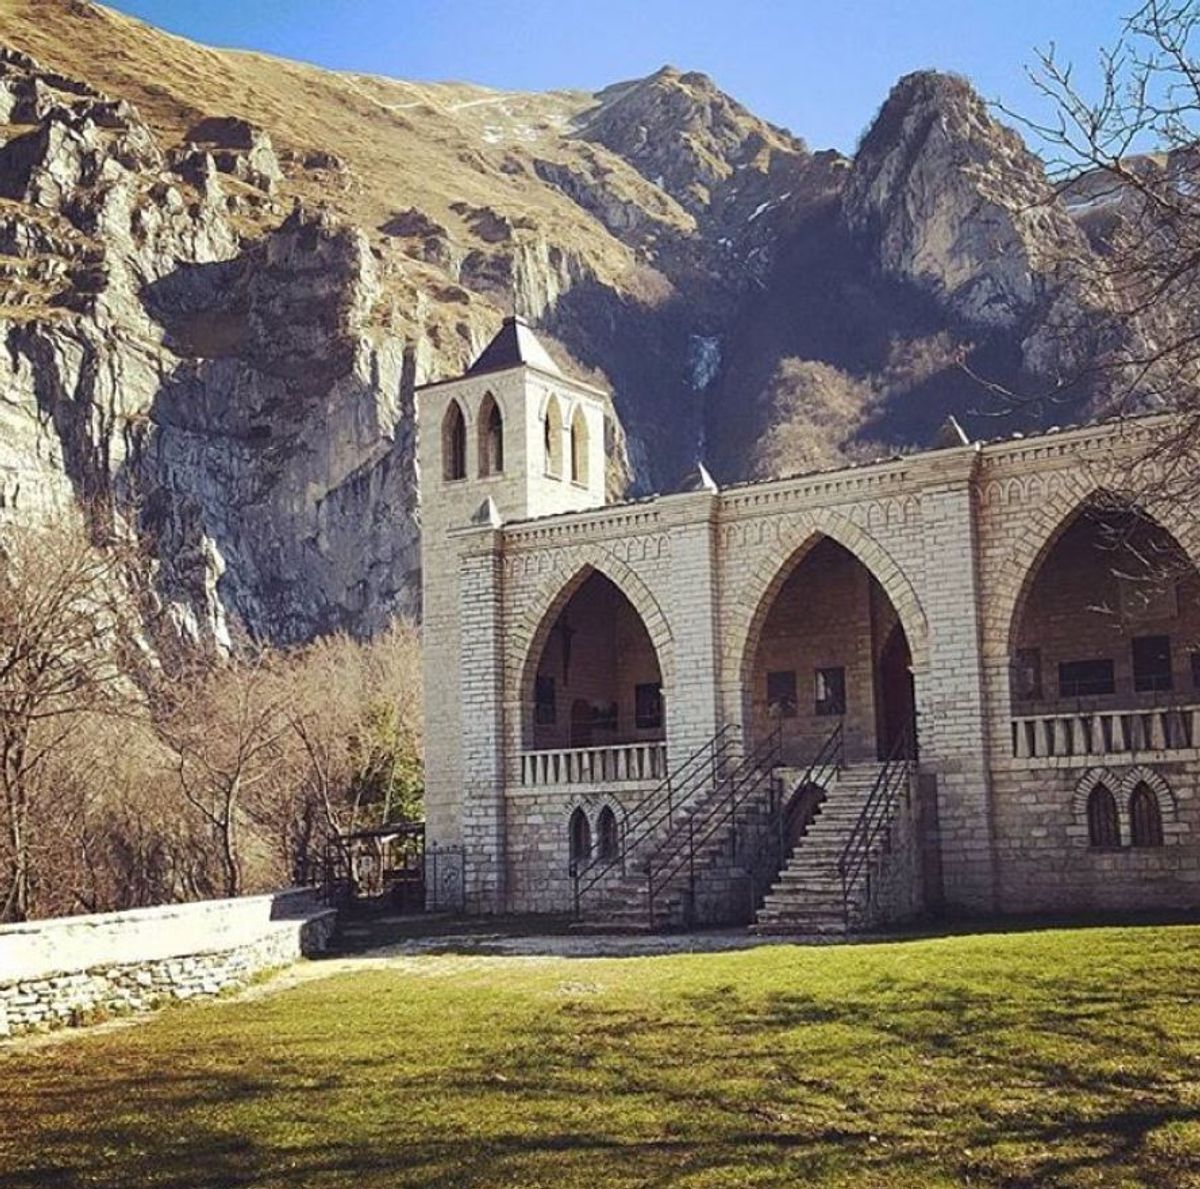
(0, 3, 1151, 645)
(0, 45, 419, 644)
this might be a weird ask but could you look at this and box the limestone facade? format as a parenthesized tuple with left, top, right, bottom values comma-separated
(419, 320, 1200, 923)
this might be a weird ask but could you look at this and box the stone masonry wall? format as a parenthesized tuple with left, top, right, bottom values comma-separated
(0, 889, 335, 1037)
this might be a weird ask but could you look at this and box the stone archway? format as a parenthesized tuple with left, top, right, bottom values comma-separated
(508, 549, 675, 755)
(1003, 487, 1200, 718)
(724, 513, 928, 761)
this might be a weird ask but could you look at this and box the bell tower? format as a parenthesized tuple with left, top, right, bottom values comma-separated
(416, 316, 608, 908)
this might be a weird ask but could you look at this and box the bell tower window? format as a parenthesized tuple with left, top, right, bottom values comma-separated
(442, 400, 467, 481)
(478, 394, 504, 476)
(570, 407, 589, 485)
(544, 395, 564, 479)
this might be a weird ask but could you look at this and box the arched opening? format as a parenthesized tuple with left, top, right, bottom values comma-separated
(596, 806, 619, 860)
(570, 407, 589, 486)
(568, 807, 591, 871)
(1010, 496, 1200, 712)
(747, 537, 915, 765)
(478, 393, 504, 476)
(441, 400, 467, 481)
(543, 395, 564, 479)
(1129, 782, 1164, 847)
(526, 570, 665, 750)
(1086, 784, 1120, 847)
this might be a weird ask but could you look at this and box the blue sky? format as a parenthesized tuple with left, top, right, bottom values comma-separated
(105, 1, 1134, 153)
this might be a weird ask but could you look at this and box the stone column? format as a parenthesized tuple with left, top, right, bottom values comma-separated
(660, 490, 722, 765)
(455, 522, 507, 913)
(917, 448, 997, 914)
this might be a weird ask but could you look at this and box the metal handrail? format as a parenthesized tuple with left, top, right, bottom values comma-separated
(644, 726, 783, 928)
(572, 723, 738, 914)
(836, 726, 914, 925)
(743, 722, 845, 915)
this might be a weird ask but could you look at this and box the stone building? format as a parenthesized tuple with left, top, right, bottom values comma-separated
(419, 317, 1200, 931)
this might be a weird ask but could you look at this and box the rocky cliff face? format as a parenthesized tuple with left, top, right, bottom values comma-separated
(0, 3, 1141, 644)
(0, 44, 419, 644)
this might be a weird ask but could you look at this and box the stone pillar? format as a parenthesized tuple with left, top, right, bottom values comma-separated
(661, 491, 721, 763)
(455, 523, 507, 912)
(917, 449, 997, 914)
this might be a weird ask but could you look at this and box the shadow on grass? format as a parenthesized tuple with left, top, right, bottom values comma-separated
(5, 927, 1200, 1187)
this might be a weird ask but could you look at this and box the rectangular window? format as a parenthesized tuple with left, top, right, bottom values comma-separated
(1191, 651, 1200, 691)
(634, 682, 663, 730)
(592, 702, 618, 732)
(534, 675, 556, 725)
(766, 670, 798, 718)
(1058, 658, 1116, 698)
(1012, 648, 1043, 701)
(814, 667, 846, 716)
(1132, 635, 1173, 692)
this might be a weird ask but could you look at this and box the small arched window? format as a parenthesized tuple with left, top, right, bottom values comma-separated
(1087, 784, 1120, 847)
(570, 407, 589, 486)
(596, 806, 619, 861)
(544, 395, 563, 479)
(478, 394, 504, 476)
(568, 807, 591, 872)
(1129, 782, 1164, 847)
(442, 400, 467, 481)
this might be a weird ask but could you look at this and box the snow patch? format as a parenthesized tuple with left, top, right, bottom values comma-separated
(687, 334, 722, 392)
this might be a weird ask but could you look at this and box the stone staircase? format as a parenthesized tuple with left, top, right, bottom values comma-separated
(753, 764, 884, 936)
(576, 748, 780, 931)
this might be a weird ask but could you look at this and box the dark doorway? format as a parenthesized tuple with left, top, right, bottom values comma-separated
(570, 698, 593, 747)
(876, 623, 914, 758)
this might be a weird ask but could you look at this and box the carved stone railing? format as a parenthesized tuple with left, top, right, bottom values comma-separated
(519, 742, 667, 787)
(1011, 704, 1200, 763)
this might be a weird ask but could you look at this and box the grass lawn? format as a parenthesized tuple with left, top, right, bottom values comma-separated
(4, 925, 1200, 1187)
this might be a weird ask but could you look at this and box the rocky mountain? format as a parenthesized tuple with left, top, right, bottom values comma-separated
(0, 0, 1138, 643)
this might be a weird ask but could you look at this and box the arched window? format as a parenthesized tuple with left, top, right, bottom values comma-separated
(568, 807, 591, 872)
(478, 394, 504, 476)
(442, 400, 466, 481)
(1129, 782, 1164, 847)
(570, 407, 589, 486)
(543, 395, 563, 479)
(1087, 784, 1120, 847)
(596, 806, 619, 861)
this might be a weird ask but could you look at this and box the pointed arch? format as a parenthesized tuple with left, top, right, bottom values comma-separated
(477, 392, 504, 476)
(441, 399, 467, 481)
(1002, 483, 1200, 714)
(596, 804, 619, 860)
(508, 548, 675, 749)
(997, 480, 1200, 653)
(543, 394, 564, 479)
(1116, 765, 1176, 815)
(569, 406, 590, 486)
(1129, 782, 1165, 847)
(568, 806, 591, 871)
(726, 510, 929, 692)
(1086, 783, 1120, 847)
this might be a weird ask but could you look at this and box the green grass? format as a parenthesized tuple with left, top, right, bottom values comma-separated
(4, 926, 1200, 1187)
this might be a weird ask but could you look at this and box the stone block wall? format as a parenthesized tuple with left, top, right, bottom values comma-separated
(504, 782, 659, 913)
(989, 760, 1200, 913)
(0, 889, 335, 1038)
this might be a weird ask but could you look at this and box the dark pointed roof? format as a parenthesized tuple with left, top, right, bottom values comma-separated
(466, 316, 562, 378)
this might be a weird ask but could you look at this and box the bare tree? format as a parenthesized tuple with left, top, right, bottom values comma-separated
(0, 515, 141, 921)
(159, 651, 295, 898)
(1005, 1, 1200, 511)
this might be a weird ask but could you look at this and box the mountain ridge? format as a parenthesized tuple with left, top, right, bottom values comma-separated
(0, 0, 1136, 643)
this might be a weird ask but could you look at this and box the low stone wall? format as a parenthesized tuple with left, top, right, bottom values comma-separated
(0, 888, 336, 1038)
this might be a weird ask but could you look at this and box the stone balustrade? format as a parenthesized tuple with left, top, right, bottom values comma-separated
(1011, 703, 1200, 764)
(519, 741, 667, 787)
